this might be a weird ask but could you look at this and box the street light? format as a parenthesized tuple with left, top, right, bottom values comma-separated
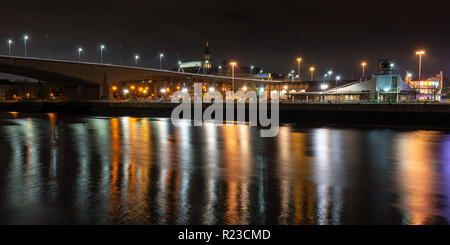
(7, 40, 12, 56)
(159, 53, 164, 69)
(100, 45, 105, 64)
(230, 61, 237, 92)
(336, 76, 341, 96)
(327, 70, 333, 81)
(78, 48, 83, 62)
(416, 50, 425, 81)
(310, 67, 315, 81)
(250, 65, 254, 74)
(297, 57, 302, 80)
(135, 55, 140, 67)
(24, 35, 29, 57)
(361, 62, 367, 78)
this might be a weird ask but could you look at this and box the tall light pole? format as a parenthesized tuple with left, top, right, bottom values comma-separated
(361, 62, 367, 79)
(416, 50, 425, 81)
(230, 62, 237, 92)
(24, 35, 28, 57)
(100, 45, 105, 64)
(327, 70, 333, 81)
(297, 57, 302, 80)
(135, 55, 140, 67)
(7, 40, 12, 56)
(159, 53, 164, 69)
(250, 65, 254, 74)
(78, 48, 83, 62)
(336, 75, 341, 96)
(310, 67, 315, 81)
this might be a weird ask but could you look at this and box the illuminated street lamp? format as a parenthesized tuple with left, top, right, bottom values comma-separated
(78, 47, 83, 62)
(23, 35, 29, 57)
(7, 40, 12, 56)
(415, 50, 425, 80)
(361, 62, 367, 78)
(230, 61, 237, 92)
(100, 45, 105, 64)
(159, 53, 164, 69)
(336, 75, 341, 96)
(310, 67, 315, 81)
(135, 55, 140, 67)
(297, 57, 302, 80)
(250, 65, 254, 74)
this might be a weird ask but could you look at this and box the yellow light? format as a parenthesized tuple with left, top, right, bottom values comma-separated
(50, 93, 54, 97)
(361, 62, 367, 67)
(284, 85, 288, 90)
(112, 86, 118, 91)
(297, 57, 302, 62)
(139, 87, 143, 92)
(416, 50, 426, 55)
(230, 61, 237, 67)
(242, 86, 248, 92)
(166, 87, 170, 93)
(310, 67, 315, 71)
(176, 86, 180, 90)
(143, 90, 148, 94)
(130, 85, 136, 90)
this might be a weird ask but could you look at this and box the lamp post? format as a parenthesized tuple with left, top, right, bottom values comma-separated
(159, 53, 164, 69)
(230, 62, 237, 92)
(328, 70, 333, 81)
(78, 48, 83, 62)
(24, 35, 28, 57)
(135, 55, 140, 67)
(100, 45, 105, 64)
(415, 50, 425, 81)
(310, 67, 315, 81)
(250, 65, 254, 74)
(336, 76, 341, 97)
(361, 62, 367, 79)
(7, 40, 12, 56)
(297, 57, 302, 80)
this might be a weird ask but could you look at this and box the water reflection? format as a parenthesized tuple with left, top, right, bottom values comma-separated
(0, 113, 450, 225)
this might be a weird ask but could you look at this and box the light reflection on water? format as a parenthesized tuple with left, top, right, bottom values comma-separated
(0, 113, 449, 225)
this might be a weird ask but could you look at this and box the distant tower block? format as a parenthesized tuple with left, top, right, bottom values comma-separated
(202, 42, 212, 73)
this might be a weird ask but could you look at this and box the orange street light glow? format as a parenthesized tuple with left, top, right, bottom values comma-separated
(112, 86, 118, 91)
(416, 50, 425, 55)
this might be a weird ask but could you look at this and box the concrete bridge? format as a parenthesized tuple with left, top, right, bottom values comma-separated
(0, 55, 309, 100)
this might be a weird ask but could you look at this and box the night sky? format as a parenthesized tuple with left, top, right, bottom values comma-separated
(1, 0, 450, 80)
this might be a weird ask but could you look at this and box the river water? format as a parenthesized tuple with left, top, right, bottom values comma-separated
(0, 112, 449, 225)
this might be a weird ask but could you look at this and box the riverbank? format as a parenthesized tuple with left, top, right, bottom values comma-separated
(1, 101, 450, 129)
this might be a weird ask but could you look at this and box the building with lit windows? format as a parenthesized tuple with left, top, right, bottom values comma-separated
(289, 59, 418, 103)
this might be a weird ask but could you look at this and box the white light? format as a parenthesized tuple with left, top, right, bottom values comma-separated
(135, 55, 139, 59)
(259, 87, 265, 93)
(219, 66, 222, 69)
(291, 70, 295, 74)
(321, 84, 329, 90)
(182, 88, 188, 93)
(160, 88, 166, 93)
(209, 87, 215, 92)
(281, 90, 287, 94)
(8, 40, 12, 44)
(123, 89, 129, 95)
(24, 35, 28, 40)
(407, 73, 412, 77)
(390, 63, 394, 67)
(78, 48, 83, 52)
(160, 53, 164, 58)
(178, 61, 182, 65)
(328, 70, 333, 75)
(336, 76, 341, 80)
(251, 66, 254, 69)
(242, 86, 248, 92)
(384, 88, 390, 92)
